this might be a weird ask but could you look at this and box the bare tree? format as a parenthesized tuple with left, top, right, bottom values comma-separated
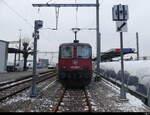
(22, 38, 33, 71)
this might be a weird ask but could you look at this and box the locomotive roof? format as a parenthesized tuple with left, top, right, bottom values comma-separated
(60, 42, 91, 47)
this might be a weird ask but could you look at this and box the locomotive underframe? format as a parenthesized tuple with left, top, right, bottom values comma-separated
(58, 69, 92, 88)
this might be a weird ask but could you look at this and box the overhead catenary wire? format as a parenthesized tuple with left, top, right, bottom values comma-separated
(71, 0, 98, 32)
(32, 1, 97, 31)
(47, 0, 53, 4)
(1, 0, 33, 28)
(75, 0, 78, 28)
(55, 6, 60, 30)
(37, 0, 59, 30)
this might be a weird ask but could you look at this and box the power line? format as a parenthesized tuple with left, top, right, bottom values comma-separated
(75, 0, 78, 28)
(47, 0, 55, 4)
(1, 0, 33, 28)
(55, 6, 60, 30)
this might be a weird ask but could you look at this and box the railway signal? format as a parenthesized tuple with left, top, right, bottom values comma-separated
(30, 20, 43, 97)
(112, 4, 129, 100)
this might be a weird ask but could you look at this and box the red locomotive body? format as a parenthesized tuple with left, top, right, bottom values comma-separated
(58, 41, 92, 88)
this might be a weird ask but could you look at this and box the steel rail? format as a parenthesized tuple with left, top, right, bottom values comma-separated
(0, 70, 55, 87)
(0, 72, 57, 102)
(0, 70, 55, 91)
(84, 87, 93, 112)
(53, 87, 93, 112)
(52, 87, 66, 112)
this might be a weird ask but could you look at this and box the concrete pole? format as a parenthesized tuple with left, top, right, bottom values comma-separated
(120, 32, 127, 99)
(99, 32, 101, 71)
(30, 29, 38, 97)
(14, 53, 16, 72)
(136, 32, 139, 60)
(96, 0, 100, 80)
(18, 29, 22, 61)
(147, 87, 150, 106)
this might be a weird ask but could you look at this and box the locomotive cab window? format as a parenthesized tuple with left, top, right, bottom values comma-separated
(60, 46, 73, 58)
(77, 46, 91, 59)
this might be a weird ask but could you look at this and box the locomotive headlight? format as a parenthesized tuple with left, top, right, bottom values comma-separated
(72, 60, 78, 65)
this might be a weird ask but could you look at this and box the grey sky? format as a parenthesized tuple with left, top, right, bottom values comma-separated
(0, 0, 150, 62)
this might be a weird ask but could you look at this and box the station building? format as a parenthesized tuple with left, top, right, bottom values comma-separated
(0, 40, 8, 73)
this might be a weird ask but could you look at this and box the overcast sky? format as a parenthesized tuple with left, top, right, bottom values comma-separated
(0, 0, 150, 62)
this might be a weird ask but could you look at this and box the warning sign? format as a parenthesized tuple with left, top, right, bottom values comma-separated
(116, 21, 128, 32)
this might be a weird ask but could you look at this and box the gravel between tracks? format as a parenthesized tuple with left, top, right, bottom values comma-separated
(0, 76, 62, 112)
(0, 77, 150, 112)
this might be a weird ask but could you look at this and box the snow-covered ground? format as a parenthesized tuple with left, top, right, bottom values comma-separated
(103, 79, 149, 112)
(0, 63, 150, 112)
(88, 78, 150, 112)
(0, 79, 149, 112)
(100, 60, 150, 95)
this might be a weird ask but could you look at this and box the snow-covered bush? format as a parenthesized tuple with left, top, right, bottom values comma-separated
(136, 83, 147, 95)
(100, 60, 150, 95)
(128, 76, 138, 86)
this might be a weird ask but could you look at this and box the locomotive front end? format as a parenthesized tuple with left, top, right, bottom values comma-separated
(58, 43, 92, 88)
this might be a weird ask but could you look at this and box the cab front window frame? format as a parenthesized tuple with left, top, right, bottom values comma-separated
(60, 46, 73, 58)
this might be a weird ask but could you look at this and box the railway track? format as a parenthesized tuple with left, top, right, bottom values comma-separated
(0, 70, 57, 102)
(52, 87, 94, 112)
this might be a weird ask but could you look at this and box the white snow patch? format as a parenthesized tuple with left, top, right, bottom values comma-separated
(42, 80, 57, 91)
(3, 96, 35, 105)
(102, 79, 150, 112)
(115, 93, 149, 112)
(126, 93, 144, 107)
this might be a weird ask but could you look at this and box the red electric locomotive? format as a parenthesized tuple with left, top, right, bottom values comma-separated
(58, 40, 92, 88)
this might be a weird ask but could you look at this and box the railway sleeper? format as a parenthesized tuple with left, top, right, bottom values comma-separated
(57, 105, 89, 112)
(60, 101, 88, 106)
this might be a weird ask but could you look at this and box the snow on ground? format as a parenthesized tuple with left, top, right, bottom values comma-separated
(0, 90, 53, 112)
(0, 78, 150, 112)
(115, 93, 148, 112)
(0, 77, 60, 112)
(100, 60, 150, 88)
(0, 68, 150, 112)
(101, 79, 150, 112)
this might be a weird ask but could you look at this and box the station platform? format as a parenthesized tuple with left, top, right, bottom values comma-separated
(88, 79, 150, 112)
(0, 68, 51, 84)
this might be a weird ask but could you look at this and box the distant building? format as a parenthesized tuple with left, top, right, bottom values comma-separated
(0, 40, 8, 73)
(15, 60, 33, 71)
(138, 56, 150, 60)
(39, 59, 49, 68)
